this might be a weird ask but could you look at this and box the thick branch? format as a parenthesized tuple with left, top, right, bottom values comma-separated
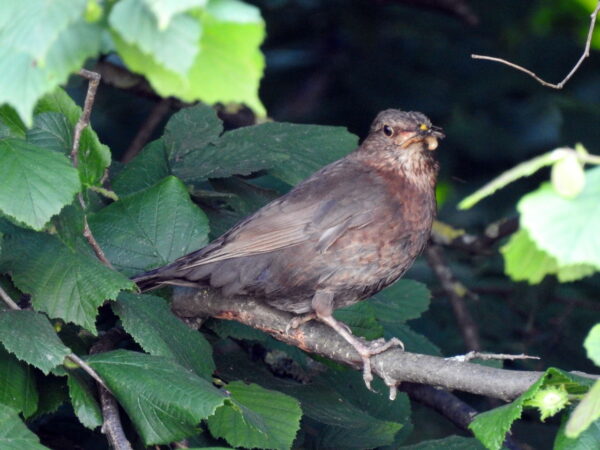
(173, 288, 548, 402)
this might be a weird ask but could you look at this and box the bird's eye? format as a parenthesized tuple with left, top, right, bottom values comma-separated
(383, 125, 393, 137)
(419, 123, 429, 131)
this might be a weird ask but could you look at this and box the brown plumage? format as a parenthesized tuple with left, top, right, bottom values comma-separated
(133, 109, 443, 388)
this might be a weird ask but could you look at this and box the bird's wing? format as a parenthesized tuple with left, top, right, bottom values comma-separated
(177, 158, 383, 269)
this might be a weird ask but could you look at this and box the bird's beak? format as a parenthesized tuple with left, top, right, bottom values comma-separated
(420, 126, 444, 151)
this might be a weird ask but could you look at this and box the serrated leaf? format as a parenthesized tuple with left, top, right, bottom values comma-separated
(0, 406, 49, 450)
(165, 106, 289, 183)
(0, 105, 26, 138)
(0, 3, 101, 125)
(67, 372, 102, 430)
(112, 0, 266, 115)
(386, 323, 441, 356)
(501, 229, 596, 284)
(110, 0, 201, 75)
(207, 381, 302, 450)
(35, 88, 111, 187)
(519, 166, 600, 269)
(2, 230, 134, 333)
(0, 346, 38, 418)
(143, 0, 207, 30)
(112, 139, 170, 197)
(584, 324, 600, 367)
(89, 176, 210, 275)
(113, 292, 215, 379)
(564, 380, 600, 439)
(469, 368, 590, 450)
(87, 350, 227, 445)
(334, 301, 384, 340)
(252, 123, 358, 186)
(370, 279, 432, 323)
(26, 112, 73, 153)
(0, 139, 80, 230)
(0, 310, 71, 375)
(28, 375, 68, 421)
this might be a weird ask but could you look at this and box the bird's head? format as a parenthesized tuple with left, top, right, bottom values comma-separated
(368, 109, 445, 152)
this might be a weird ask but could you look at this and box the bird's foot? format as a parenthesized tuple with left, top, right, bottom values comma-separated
(285, 313, 317, 334)
(349, 337, 404, 391)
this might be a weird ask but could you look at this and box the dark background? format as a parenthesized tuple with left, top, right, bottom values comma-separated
(69, 0, 600, 446)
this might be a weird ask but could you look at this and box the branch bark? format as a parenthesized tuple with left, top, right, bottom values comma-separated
(172, 287, 554, 402)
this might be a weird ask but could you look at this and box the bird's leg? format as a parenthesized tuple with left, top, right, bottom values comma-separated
(285, 312, 317, 334)
(311, 290, 403, 390)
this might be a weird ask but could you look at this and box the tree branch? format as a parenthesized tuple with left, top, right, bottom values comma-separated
(472, 1, 600, 89)
(425, 244, 481, 351)
(90, 328, 132, 450)
(171, 287, 579, 402)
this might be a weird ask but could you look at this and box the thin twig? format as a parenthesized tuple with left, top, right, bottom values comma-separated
(425, 245, 482, 351)
(0, 285, 20, 310)
(0, 285, 109, 391)
(431, 217, 518, 253)
(70, 70, 114, 269)
(446, 351, 540, 363)
(91, 328, 132, 450)
(66, 353, 109, 390)
(122, 98, 172, 163)
(472, 1, 600, 89)
(71, 69, 101, 164)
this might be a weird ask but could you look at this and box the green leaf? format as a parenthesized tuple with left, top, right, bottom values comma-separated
(400, 436, 485, 449)
(0, 139, 80, 230)
(0, 346, 38, 418)
(164, 106, 289, 183)
(584, 323, 600, 366)
(109, 0, 201, 75)
(370, 279, 432, 323)
(259, 123, 358, 186)
(143, 0, 207, 30)
(30, 375, 68, 420)
(519, 166, 600, 269)
(67, 372, 102, 430)
(2, 230, 134, 333)
(0, 1, 101, 125)
(89, 176, 210, 275)
(26, 112, 73, 153)
(564, 380, 600, 439)
(87, 350, 227, 445)
(501, 229, 596, 284)
(0, 105, 26, 138)
(0, 406, 49, 450)
(113, 0, 266, 115)
(207, 381, 302, 450)
(458, 148, 569, 210)
(0, 310, 71, 375)
(113, 292, 215, 379)
(112, 139, 170, 197)
(469, 368, 590, 450)
(35, 88, 111, 187)
(334, 302, 384, 340)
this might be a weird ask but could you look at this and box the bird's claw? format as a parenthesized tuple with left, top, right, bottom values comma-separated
(285, 313, 317, 335)
(355, 337, 405, 391)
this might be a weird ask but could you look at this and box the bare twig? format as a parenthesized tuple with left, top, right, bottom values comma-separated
(446, 351, 540, 363)
(71, 69, 101, 163)
(0, 285, 21, 310)
(425, 245, 481, 351)
(70, 70, 114, 269)
(472, 1, 600, 89)
(0, 285, 109, 391)
(122, 98, 172, 163)
(91, 328, 132, 450)
(171, 287, 598, 401)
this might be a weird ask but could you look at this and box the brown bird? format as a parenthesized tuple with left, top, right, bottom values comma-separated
(134, 109, 443, 388)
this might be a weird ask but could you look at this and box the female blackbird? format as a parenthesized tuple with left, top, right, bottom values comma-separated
(134, 109, 443, 388)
